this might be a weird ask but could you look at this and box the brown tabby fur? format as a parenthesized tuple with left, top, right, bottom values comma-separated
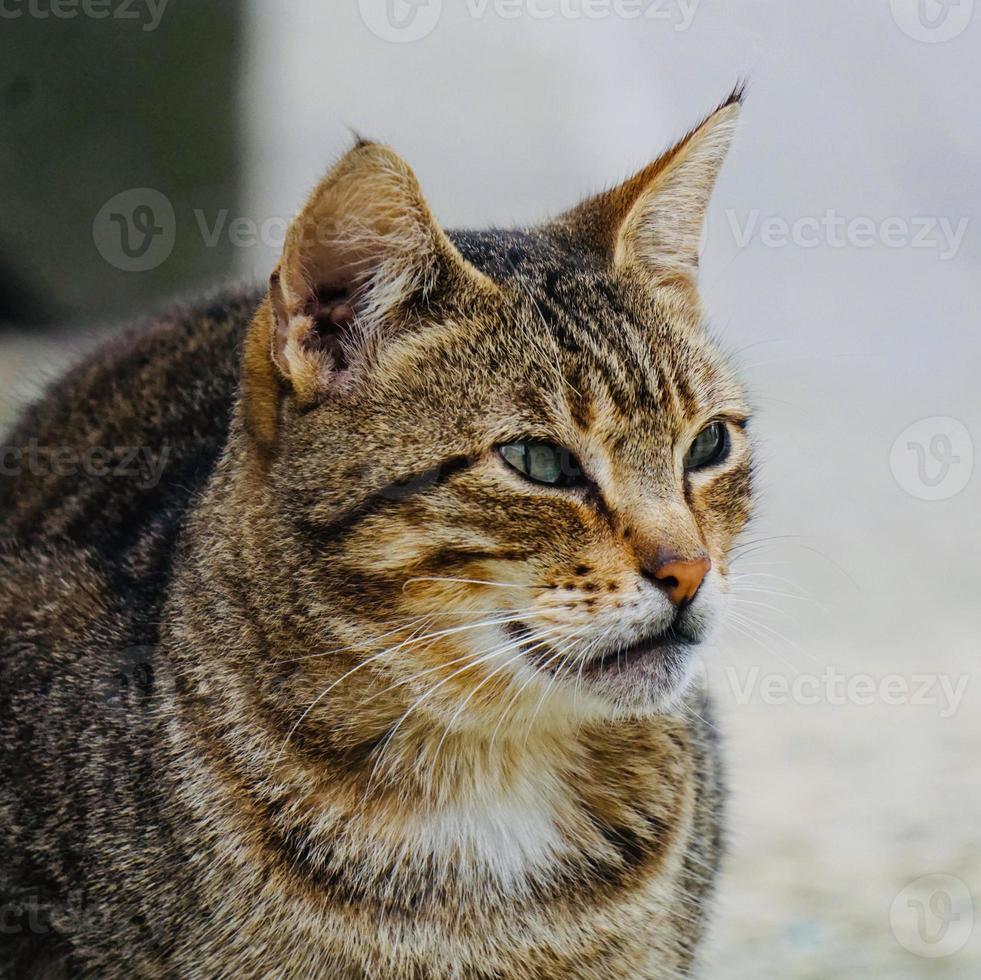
(0, 90, 751, 978)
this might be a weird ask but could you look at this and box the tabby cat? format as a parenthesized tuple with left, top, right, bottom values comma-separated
(0, 90, 751, 978)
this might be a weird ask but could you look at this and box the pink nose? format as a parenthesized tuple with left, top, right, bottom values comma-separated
(649, 556, 710, 605)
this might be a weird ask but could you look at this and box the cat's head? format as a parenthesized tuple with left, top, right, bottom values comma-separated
(241, 91, 750, 735)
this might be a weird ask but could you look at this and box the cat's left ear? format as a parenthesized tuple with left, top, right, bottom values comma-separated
(552, 90, 741, 291)
(243, 140, 495, 450)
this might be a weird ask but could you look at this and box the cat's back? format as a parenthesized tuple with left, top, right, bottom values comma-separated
(0, 288, 259, 974)
(0, 286, 258, 559)
(0, 284, 257, 848)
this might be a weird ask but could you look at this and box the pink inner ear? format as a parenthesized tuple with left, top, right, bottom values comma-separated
(305, 285, 356, 372)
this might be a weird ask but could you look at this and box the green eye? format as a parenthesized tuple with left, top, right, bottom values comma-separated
(499, 442, 585, 487)
(684, 422, 730, 471)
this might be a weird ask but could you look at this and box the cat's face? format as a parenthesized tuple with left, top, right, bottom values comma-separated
(243, 95, 750, 734)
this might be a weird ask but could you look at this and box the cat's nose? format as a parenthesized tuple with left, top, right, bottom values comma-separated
(646, 554, 711, 605)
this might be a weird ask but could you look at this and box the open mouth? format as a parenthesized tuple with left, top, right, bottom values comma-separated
(580, 630, 697, 677)
(506, 621, 698, 677)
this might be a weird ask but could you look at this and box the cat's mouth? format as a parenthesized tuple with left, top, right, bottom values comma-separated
(505, 621, 698, 678)
(579, 630, 698, 677)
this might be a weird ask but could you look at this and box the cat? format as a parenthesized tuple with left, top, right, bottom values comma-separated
(0, 88, 750, 979)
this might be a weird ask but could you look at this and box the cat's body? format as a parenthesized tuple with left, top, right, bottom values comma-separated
(1, 95, 748, 979)
(0, 294, 252, 977)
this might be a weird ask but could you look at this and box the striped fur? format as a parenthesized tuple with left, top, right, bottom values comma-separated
(1, 92, 750, 978)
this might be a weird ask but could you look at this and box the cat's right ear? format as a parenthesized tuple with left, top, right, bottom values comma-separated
(243, 141, 493, 450)
(549, 90, 741, 297)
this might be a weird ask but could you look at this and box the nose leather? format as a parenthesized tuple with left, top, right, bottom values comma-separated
(650, 556, 711, 605)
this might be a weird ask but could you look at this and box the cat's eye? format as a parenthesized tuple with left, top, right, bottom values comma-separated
(684, 422, 730, 471)
(499, 442, 585, 487)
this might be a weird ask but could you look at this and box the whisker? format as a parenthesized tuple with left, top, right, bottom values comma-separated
(403, 575, 541, 592)
(271, 615, 439, 766)
(274, 613, 542, 765)
(730, 577, 814, 599)
(367, 622, 572, 785)
(522, 632, 592, 747)
(354, 613, 558, 709)
(426, 628, 572, 770)
(676, 699, 723, 738)
(726, 607, 820, 668)
(723, 615, 804, 675)
(488, 623, 594, 751)
(728, 595, 803, 622)
(274, 609, 541, 668)
(270, 613, 436, 665)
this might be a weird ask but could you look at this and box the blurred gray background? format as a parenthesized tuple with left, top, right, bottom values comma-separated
(2, 1, 979, 976)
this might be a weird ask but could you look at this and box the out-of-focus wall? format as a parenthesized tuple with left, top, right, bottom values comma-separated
(0, 0, 244, 327)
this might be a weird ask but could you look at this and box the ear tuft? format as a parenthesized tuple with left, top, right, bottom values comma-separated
(551, 90, 743, 291)
(269, 271, 359, 402)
